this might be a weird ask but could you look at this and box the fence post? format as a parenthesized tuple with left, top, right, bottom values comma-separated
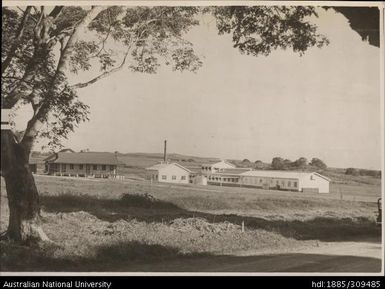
(241, 221, 245, 233)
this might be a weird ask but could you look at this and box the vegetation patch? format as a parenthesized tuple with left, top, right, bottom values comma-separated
(0, 174, 381, 272)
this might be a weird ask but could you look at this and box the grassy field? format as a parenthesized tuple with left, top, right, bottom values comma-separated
(0, 171, 382, 272)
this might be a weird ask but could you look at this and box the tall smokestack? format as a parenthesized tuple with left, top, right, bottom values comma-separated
(163, 140, 167, 163)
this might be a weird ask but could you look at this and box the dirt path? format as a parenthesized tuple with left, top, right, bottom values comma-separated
(295, 240, 382, 259)
(132, 241, 382, 273)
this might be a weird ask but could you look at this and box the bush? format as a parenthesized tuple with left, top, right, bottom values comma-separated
(359, 169, 381, 178)
(271, 157, 292, 170)
(345, 168, 381, 178)
(310, 158, 327, 170)
(254, 160, 264, 169)
(293, 157, 308, 169)
(345, 168, 360, 176)
(271, 157, 285, 170)
(120, 193, 179, 209)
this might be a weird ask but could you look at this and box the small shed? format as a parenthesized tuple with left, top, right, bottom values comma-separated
(193, 175, 208, 185)
(146, 162, 192, 184)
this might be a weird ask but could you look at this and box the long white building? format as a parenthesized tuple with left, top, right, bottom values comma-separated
(200, 161, 330, 193)
(239, 170, 330, 193)
(145, 160, 331, 193)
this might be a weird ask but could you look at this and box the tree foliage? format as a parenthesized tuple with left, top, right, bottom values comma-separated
(345, 168, 381, 178)
(271, 157, 286, 170)
(293, 157, 308, 169)
(1, 5, 329, 151)
(1, 6, 204, 150)
(345, 167, 359, 176)
(254, 160, 265, 169)
(309, 157, 327, 170)
(212, 6, 329, 56)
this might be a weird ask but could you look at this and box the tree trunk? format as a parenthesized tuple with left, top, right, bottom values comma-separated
(1, 130, 49, 243)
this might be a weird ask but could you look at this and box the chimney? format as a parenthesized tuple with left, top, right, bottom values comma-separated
(163, 140, 167, 163)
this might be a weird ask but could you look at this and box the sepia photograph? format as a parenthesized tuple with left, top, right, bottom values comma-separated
(0, 0, 383, 276)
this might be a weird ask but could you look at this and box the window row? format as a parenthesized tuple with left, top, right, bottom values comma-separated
(208, 176, 238, 183)
(160, 175, 187, 181)
(53, 164, 115, 172)
(242, 177, 297, 187)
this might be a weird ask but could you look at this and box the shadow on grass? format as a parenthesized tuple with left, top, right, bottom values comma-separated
(0, 240, 381, 272)
(0, 240, 208, 272)
(40, 193, 381, 243)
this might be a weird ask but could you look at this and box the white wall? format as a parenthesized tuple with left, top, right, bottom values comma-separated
(146, 164, 190, 184)
(240, 176, 300, 191)
(299, 174, 330, 193)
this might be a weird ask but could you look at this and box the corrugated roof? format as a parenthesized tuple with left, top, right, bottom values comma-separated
(240, 170, 330, 181)
(49, 152, 119, 165)
(201, 160, 236, 167)
(29, 157, 45, 164)
(313, 172, 331, 181)
(146, 162, 192, 173)
(217, 168, 252, 175)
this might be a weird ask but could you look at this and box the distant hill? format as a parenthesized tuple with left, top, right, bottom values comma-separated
(29, 150, 381, 186)
(118, 152, 219, 162)
(116, 152, 220, 178)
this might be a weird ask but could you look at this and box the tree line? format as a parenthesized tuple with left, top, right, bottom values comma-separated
(240, 158, 381, 177)
(239, 157, 326, 170)
(345, 168, 381, 178)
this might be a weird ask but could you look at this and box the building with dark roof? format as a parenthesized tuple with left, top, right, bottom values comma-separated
(44, 149, 123, 179)
(29, 156, 46, 174)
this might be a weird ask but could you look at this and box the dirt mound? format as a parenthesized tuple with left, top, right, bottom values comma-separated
(169, 217, 240, 233)
(120, 193, 181, 210)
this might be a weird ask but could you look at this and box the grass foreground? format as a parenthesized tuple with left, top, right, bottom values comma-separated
(0, 175, 382, 272)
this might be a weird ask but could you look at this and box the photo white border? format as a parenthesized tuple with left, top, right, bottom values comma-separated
(1, 0, 384, 277)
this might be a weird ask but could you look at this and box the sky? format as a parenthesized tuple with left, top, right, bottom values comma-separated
(15, 6, 381, 169)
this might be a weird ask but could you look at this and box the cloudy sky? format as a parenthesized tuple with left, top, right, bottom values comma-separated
(28, 6, 381, 169)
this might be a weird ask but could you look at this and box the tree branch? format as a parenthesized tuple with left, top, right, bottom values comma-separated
(49, 6, 64, 19)
(19, 6, 107, 151)
(56, 6, 106, 76)
(2, 54, 39, 109)
(2, 76, 34, 86)
(69, 47, 131, 89)
(1, 6, 32, 75)
(69, 16, 164, 90)
(93, 26, 112, 57)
